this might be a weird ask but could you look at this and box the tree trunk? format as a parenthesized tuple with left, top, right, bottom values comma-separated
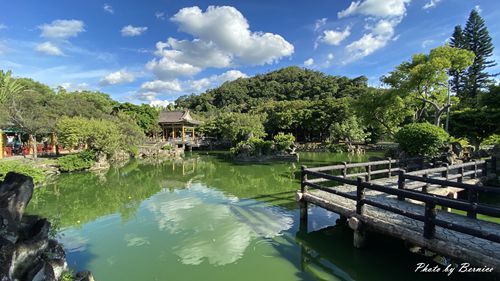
(30, 134, 37, 159)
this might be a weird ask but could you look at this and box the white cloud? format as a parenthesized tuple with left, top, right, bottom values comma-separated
(121, 25, 148, 37)
(169, 6, 293, 65)
(475, 5, 482, 13)
(146, 57, 202, 80)
(320, 26, 351, 46)
(150, 100, 172, 107)
(345, 19, 398, 62)
(314, 18, 327, 31)
(104, 4, 114, 14)
(155, 11, 166, 20)
(99, 70, 135, 86)
(39, 19, 85, 39)
(304, 58, 314, 67)
(338, 0, 411, 18)
(186, 70, 247, 92)
(59, 82, 90, 92)
(140, 80, 182, 93)
(0, 24, 7, 30)
(35, 42, 64, 56)
(423, 0, 442, 9)
(421, 39, 434, 48)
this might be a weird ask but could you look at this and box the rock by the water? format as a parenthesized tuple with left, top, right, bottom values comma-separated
(0, 172, 95, 281)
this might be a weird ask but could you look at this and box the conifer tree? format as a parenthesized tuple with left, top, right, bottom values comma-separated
(462, 9, 496, 104)
(449, 25, 466, 96)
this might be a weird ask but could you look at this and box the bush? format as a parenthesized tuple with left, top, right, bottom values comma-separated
(58, 150, 96, 172)
(0, 161, 46, 184)
(161, 144, 174, 151)
(395, 123, 449, 157)
(230, 137, 274, 156)
(273, 133, 295, 152)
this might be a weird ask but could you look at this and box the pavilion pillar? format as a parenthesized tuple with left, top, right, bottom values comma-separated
(192, 127, 195, 140)
(50, 133, 57, 154)
(27, 135, 32, 155)
(172, 125, 175, 139)
(182, 126, 185, 142)
(0, 129, 3, 159)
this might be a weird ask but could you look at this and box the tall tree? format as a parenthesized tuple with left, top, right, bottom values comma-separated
(449, 25, 466, 96)
(462, 9, 496, 104)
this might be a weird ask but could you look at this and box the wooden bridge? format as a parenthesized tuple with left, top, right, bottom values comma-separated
(297, 157, 500, 270)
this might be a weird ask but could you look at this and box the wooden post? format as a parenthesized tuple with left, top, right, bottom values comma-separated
(467, 188, 478, 219)
(424, 201, 436, 239)
(397, 170, 406, 201)
(387, 157, 392, 178)
(349, 217, 367, 249)
(441, 164, 449, 180)
(172, 125, 176, 139)
(342, 162, 347, 178)
(50, 133, 57, 154)
(300, 165, 308, 229)
(473, 160, 478, 179)
(356, 177, 365, 215)
(365, 165, 371, 182)
(300, 166, 308, 193)
(422, 174, 429, 193)
(418, 158, 424, 170)
(182, 126, 185, 142)
(482, 160, 488, 178)
(492, 157, 498, 174)
(192, 127, 195, 141)
(458, 166, 464, 183)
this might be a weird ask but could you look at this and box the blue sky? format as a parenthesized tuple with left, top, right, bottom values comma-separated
(1, 0, 499, 106)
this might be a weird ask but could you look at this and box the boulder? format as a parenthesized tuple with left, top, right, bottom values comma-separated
(76, 271, 95, 281)
(0, 172, 93, 280)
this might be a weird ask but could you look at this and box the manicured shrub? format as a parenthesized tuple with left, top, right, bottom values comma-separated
(0, 161, 46, 184)
(273, 133, 295, 152)
(230, 137, 273, 156)
(161, 144, 174, 151)
(58, 150, 96, 172)
(395, 123, 449, 157)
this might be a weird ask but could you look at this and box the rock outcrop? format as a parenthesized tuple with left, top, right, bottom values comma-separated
(0, 172, 94, 281)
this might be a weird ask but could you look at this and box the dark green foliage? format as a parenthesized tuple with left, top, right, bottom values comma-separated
(395, 123, 449, 157)
(200, 112, 266, 145)
(58, 150, 96, 172)
(230, 137, 274, 156)
(112, 102, 160, 136)
(0, 161, 46, 184)
(453, 10, 496, 105)
(176, 66, 367, 113)
(449, 25, 466, 96)
(273, 133, 295, 152)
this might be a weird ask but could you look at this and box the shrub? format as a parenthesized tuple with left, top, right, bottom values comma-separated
(230, 137, 274, 156)
(0, 161, 46, 184)
(58, 150, 96, 172)
(161, 144, 174, 151)
(395, 123, 449, 157)
(273, 133, 295, 152)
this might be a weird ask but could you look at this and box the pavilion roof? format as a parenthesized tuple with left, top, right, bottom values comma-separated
(158, 110, 201, 125)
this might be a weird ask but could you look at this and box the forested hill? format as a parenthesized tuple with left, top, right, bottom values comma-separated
(175, 66, 369, 112)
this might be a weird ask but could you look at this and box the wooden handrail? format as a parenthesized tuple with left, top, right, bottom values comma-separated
(300, 157, 500, 243)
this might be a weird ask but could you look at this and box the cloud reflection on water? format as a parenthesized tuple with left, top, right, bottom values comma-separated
(146, 183, 293, 266)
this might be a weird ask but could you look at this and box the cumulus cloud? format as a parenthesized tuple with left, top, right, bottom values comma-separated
(345, 19, 399, 62)
(35, 41, 64, 56)
(304, 58, 314, 67)
(104, 3, 114, 14)
(121, 25, 148, 37)
(150, 100, 172, 107)
(39, 19, 85, 39)
(320, 26, 351, 46)
(421, 39, 434, 48)
(338, 0, 411, 18)
(186, 70, 247, 92)
(99, 70, 135, 86)
(0, 24, 7, 30)
(146, 6, 293, 82)
(140, 79, 182, 93)
(338, 0, 410, 63)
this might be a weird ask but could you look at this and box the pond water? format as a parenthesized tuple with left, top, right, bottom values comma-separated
(27, 152, 487, 281)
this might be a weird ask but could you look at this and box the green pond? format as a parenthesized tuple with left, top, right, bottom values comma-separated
(26, 152, 490, 281)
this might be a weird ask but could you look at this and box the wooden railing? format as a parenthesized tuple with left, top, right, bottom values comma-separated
(301, 157, 500, 243)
